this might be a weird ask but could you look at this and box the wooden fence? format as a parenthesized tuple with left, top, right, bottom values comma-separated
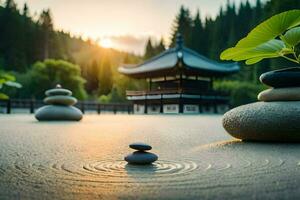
(0, 99, 133, 114)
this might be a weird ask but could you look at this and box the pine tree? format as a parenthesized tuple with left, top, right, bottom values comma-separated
(225, 2, 237, 47)
(4, 0, 17, 10)
(201, 16, 213, 57)
(85, 60, 100, 95)
(190, 9, 203, 54)
(237, 0, 253, 39)
(154, 37, 165, 54)
(251, 0, 263, 28)
(38, 9, 53, 60)
(0, 0, 27, 71)
(170, 5, 193, 47)
(99, 58, 113, 95)
(208, 7, 225, 59)
(144, 38, 155, 59)
(22, 3, 28, 16)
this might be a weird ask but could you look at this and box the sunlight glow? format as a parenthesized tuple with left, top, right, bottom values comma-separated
(99, 38, 113, 48)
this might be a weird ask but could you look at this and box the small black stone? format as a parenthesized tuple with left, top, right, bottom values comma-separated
(124, 151, 158, 165)
(260, 67, 300, 88)
(129, 142, 152, 151)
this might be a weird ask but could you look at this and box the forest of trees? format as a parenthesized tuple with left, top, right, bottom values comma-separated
(0, 0, 142, 101)
(0, 0, 299, 105)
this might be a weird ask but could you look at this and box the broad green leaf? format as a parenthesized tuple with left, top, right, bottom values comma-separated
(245, 54, 280, 65)
(282, 27, 300, 46)
(221, 10, 300, 61)
(0, 79, 6, 85)
(222, 39, 285, 62)
(245, 57, 264, 65)
(0, 72, 15, 81)
(4, 81, 22, 88)
(0, 93, 8, 100)
(235, 10, 300, 48)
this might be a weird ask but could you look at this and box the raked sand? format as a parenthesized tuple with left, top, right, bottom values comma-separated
(0, 114, 299, 200)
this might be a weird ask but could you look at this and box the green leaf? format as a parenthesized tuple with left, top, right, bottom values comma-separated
(282, 27, 300, 46)
(0, 72, 15, 81)
(236, 10, 300, 48)
(0, 79, 6, 85)
(245, 57, 264, 65)
(221, 10, 300, 62)
(0, 93, 8, 100)
(4, 81, 22, 88)
(222, 39, 285, 63)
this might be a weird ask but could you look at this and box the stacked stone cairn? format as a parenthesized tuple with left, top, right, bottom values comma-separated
(223, 67, 300, 142)
(125, 143, 158, 165)
(35, 84, 83, 121)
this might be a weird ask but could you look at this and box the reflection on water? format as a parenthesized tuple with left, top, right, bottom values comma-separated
(0, 115, 300, 199)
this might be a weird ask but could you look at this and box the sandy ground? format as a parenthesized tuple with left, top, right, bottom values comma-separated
(0, 114, 299, 200)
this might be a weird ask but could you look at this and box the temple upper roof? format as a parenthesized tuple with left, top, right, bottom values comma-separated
(118, 34, 240, 78)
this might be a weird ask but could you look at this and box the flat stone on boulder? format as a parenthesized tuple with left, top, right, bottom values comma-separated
(260, 67, 300, 88)
(45, 88, 72, 96)
(125, 151, 158, 165)
(44, 95, 77, 106)
(129, 142, 152, 151)
(223, 101, 300, 142)
(35, 105, 83, 121)
(258, 87, 300, 102)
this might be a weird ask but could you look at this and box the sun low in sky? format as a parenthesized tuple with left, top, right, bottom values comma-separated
(15, 0, 257, 54)
(99, 38, 114, 49)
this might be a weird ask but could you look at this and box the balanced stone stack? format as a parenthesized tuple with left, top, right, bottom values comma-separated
(35, 84, 83, 121)
(125, 143, 158, 165)
(223, 67, 300, 142)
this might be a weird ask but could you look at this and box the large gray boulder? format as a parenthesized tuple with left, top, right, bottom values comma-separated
(35, 105, 83, 121)
(223, 101, 300, 142)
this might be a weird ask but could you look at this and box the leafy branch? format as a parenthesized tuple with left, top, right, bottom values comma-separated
(0, 71, 22, 100)
(220, 10, 300, 65)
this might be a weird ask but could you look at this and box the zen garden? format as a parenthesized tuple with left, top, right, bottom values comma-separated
(1, 0, 300, 199)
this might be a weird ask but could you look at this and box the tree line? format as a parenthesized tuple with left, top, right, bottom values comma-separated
(1, 0, 300, 104)
(0, 0, 142, 100)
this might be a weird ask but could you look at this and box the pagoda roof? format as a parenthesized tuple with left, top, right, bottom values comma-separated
(118, 35, 240, 78)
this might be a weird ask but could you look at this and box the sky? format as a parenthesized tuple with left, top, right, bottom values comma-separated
(14, 0, 258, 54)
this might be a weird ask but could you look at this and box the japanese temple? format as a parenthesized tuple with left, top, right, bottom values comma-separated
(118, 34, 240, 114)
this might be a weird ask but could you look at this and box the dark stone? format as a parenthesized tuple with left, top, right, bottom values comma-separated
(44, 95, 77, 106)
(45, 88, 72, 96)
(260, 67, 300, 88)
(35, 105, 83, 121)
(124, 151, 158, 165)
(129, 142, 152, 151)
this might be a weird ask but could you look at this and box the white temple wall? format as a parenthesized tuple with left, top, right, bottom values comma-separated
(134, 103, 229, 114)
(147, 105, 161, 114)
(183, 105, 199, 114)
(217, 104, 230, 114)
(133, 104, 145, 114)
(202, 105, 215, 114)
(163, 104, 179, 114)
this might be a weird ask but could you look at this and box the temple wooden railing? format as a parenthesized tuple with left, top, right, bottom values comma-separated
(0, 99, 133, 114)
(126, 89, 228, 96)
